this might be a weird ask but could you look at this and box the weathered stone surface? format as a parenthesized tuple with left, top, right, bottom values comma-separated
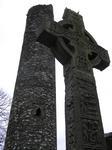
(4, 5, 56, 150)
(38, 6, 110, 150)
(4, 4, 110, 150)
(62, 9, 108, 150)
(64, 60, 106, 150)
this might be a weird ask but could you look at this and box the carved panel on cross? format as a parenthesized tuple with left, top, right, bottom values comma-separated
(82, 119, 103, 145)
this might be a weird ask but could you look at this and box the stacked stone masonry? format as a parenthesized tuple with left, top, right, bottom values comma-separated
(4, 4, 110, 150)
(4, 5, 56, 150)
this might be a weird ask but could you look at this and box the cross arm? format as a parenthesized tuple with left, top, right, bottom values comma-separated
(37, 19, 110, 70)
(85, 30, 110, 71)
(37, 21, 73, 65)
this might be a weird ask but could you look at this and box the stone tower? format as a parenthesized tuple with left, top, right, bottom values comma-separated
(4, 4, 110, 150)
(4, 5, 57, 150)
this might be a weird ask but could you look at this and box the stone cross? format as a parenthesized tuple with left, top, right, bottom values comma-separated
(4, 5, 110, 150)
(38, 7, 110, 150)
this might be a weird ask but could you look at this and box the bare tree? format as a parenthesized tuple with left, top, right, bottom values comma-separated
(0, 89, 11, 150)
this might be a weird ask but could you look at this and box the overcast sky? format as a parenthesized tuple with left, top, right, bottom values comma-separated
(0, 0, 112, 149)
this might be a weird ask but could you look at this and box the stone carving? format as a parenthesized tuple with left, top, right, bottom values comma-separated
(37, 5, 110, 150)
(4, 4, 110, 150)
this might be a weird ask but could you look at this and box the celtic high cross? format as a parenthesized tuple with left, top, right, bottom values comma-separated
(38, 6, 110, 150)
(4, 5, 110, 150)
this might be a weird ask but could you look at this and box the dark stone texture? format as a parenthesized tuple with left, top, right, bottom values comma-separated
(64, 59, 106, 150)
(4, 5, 56, 150)
(105, 133, 112, 150)
(62, 9, 109, 150)
(4, 4, 110, 150)
(38, 6, 110, 150)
